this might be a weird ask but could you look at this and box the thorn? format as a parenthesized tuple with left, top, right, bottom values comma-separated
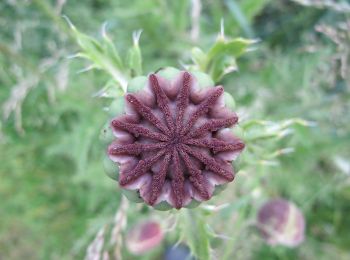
(219, 18, 225, 39)
(62, 15, 76, 30)
(132, 30, 143, 46)
(101, 21, 109, 40)
(76, 65, 95, 74)
(66, 53, 81, 59)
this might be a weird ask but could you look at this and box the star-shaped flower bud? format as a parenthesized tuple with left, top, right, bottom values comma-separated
(106, 68, 244, 209)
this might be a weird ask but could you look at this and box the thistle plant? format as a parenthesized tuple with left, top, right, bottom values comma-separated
(69, 20, 311, 260)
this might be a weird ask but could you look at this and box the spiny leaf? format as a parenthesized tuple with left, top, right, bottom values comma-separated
(127, 30, 143, 77)
(64, 17, 129, 92)
(207, 38, 256, 62)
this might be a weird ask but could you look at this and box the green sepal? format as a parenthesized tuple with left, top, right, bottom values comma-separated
(108, 96, 125, 117)
(127, 76, 148, 93)
(232, 150, 245, 172)
(99, 122, 115, 145)
(153, 201, 172, 211)
(103, 156, 120, 181)
(191, 71, 215, 89)
(122, 189, 143, 203)
(213, 184, 228, 196)
(224, 92, 236, 110)
(156, 67, 180, 81)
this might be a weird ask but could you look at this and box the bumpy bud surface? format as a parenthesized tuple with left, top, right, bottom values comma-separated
(257, 198, 305, 247)
(106, 68, 244, 209)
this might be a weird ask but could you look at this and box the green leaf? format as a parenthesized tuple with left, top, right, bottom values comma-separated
(192, 36, 257, 82)
(65, 18, 129, 92)
(191, 47, 207, 70)
(102, 30, 124, 70)
(127, 30, 143, 77)
(210, 56, 238, 82)
(207, 38, 254, 61)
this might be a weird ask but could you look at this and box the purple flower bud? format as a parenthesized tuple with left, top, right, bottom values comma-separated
(257, 198, 306, 247)
(126, 220, 164, 255)
(107, 69, 244, 209)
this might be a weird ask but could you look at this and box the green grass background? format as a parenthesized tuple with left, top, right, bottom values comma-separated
(0, 0, 349, 259)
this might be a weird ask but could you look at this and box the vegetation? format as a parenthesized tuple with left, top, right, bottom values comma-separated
(0, 0, 349, 259)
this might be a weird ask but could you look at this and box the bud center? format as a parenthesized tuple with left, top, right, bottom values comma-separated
(169, 135, 182, 146)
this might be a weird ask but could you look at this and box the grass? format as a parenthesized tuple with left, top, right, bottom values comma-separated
(0, 0, 349, 259)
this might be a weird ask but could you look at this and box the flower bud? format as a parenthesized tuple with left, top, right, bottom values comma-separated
(257, 198, 305, 247)
(126, 220, 164, 255)
(106, 70, 244, 209)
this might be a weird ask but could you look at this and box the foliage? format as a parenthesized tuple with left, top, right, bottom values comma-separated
(0, 0, 349, 259)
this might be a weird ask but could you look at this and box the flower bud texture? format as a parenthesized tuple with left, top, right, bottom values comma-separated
(107, 69, 244, 209)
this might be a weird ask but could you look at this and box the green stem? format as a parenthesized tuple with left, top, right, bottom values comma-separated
(184, 209, 211, 260)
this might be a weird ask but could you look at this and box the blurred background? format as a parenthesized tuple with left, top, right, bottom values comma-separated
(0, 0, 349, 259)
